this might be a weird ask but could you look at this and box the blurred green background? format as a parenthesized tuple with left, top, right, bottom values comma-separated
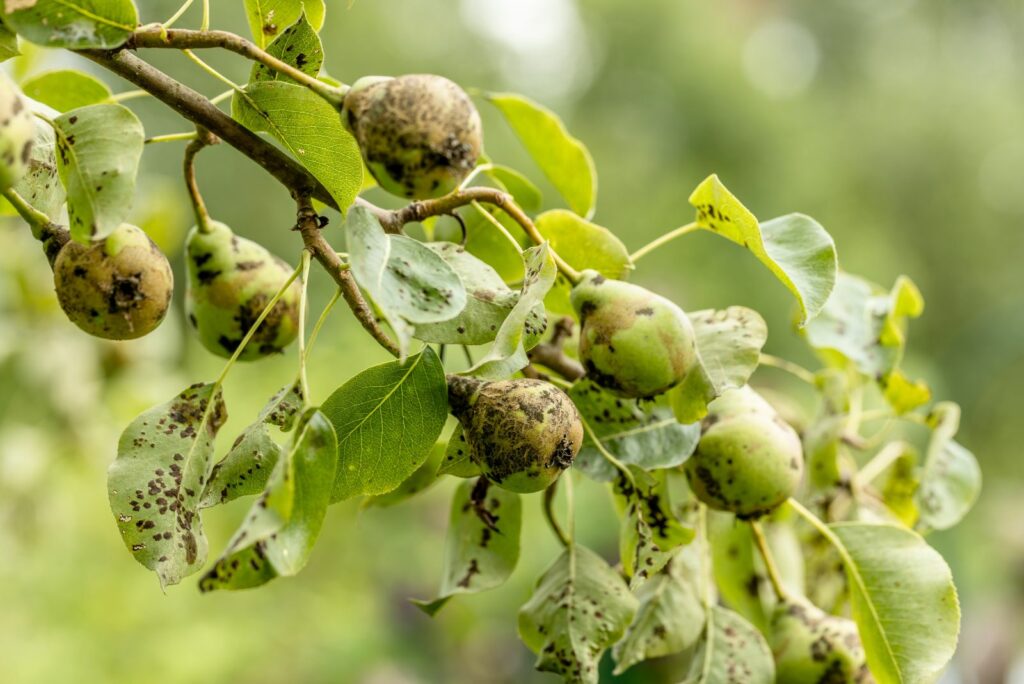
(1, 1, 1022, 682)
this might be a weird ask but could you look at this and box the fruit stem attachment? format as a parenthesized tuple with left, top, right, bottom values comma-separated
(183, 128, 218, 233)
(750, 520, 789, 602)
(129, 26, 348, 109)
(630, 222, 700, 263)
(2, 187, 53, 238)
(758, 353, 817, 386)
(543, 480, 571, 548)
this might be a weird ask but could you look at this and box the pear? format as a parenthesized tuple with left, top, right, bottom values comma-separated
(770, 597, 875, 683)
(0, 72, 35, 192)
(684, 387, 804, 518)
(342, 74, 482, 199)
(185, 221, 300, 361)
(448, 376, 583, 493)
(570, 270, 698, 398)
(53, 224, 173, 340)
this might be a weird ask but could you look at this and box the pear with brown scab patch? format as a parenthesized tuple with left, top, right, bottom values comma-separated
(342, 74, 482, 199)
(448, 376, 583, 493)
(571, 269, 698, 398)
(0, 72, 34, 192)
(770, 596, 875, 683)
(185, 220, 301, 361)
(684, 387, 804, 518)
(53, 223, 173, 340)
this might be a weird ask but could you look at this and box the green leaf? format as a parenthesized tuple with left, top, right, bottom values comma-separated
(199, 409, 337, 591)
(414, 242, 543, 346)
(881, 369, 932, 415)
(321, 348, 449, 502)
(3, 109, 65, 219)
(346, 208, 468, 358)
(438, 424, 482, 478)
(5, 0, 138, 49)
(570, 379, 700, 482)
(518, 544, 638, 684)
(668, 307, 768, 423)
(488, 92, 598, 218)
(54, 103, 144, 242)
(244, 0, 326, 48)
(484, 164, 542, 213)
(0, 17, 20, 61)
(253, 13, 323, 83)
(612, 545, 705, 674)
(21, 69, 111, 112)
(680, 605, 775, 684)
(363, 440, 445, 508)
(107, 383, 227, 588)
(614, 468, 695, 587)
(413, 477, 521, 615)
(234, 81, 361, 213)
(199, 381, 304, 508)
(468, 243, 555, 379)
(535, 209, 632, 279)
(828, 522, 960, 684)
(707, 511, 768, 634)
(879, 442, 920, 528)
(917, 403, 981, 531)
(688, 174, 837, 324)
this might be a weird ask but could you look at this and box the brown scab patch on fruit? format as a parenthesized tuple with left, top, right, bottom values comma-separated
(449, 378, 583, 493)
(343, 74, 483, 199)
(53, 224, 174, 340)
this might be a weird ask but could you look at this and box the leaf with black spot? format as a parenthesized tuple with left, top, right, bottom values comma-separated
(438, 424, 482, 478)
(680, 605, 775, 684)
(108, 383, 227, 588)
(199, 380, 304, 509)
(199, 409, 337, 592)
(613, 543, 705, 674)
(413, 477, 521, 616)
(518, 544, 638, 684)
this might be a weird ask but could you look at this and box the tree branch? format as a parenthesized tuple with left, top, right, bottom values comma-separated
(130, 26, 346, 108)
(295, 197, 400, 358)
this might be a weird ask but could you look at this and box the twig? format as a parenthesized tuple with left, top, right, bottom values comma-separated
(294, 197, 400, 357)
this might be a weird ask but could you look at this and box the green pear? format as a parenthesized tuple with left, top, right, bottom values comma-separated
(53, 224, 173, 340)
(684, 391, 804, 518)
(185, 221, 300, 361)
(448, 376, 583, 493)
(570, 270, 698, 398)
(0, 73, 35, 192)
(771, 597, 874, 683)
(342, 74, 482, 199)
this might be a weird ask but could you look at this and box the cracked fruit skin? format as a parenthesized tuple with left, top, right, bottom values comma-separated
(571, 269, 698, 398)
(448, 376, 583, 493)
(770, 597, 874, 683)
(684, 389, 804, 518)
(53, 223, 173, 340)
(343, 74, 482, 200)
(0, 73, 35, 191)
(185, 221, 300, 361)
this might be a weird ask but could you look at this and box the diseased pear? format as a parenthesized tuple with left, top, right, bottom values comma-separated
(571, 269, 698, 398)
(342, 74, 482, 199)
(185, 220, 300, 361)
(770, 597, 875, 683)
(684, 387, 804, 518)
(53, 223, 173, 340)
(448, 376, 583, 493)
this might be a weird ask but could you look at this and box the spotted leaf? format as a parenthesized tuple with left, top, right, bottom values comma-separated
(680, 605, 775, 684)
(108, 383, 227, 588)
(413, 477, 521, 615)
(199, 381, 304, 509)
(519, 544, 637, 684)
(199, 409, 337, 591)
